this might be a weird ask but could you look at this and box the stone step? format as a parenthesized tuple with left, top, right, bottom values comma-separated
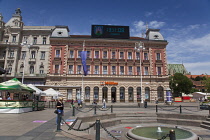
(202, 121, 210, 126)
(157, 118, 202, 127)
(116, 113, 156, 117)
(121, 119, 157, 124)
(157, 113, 207, 120)
(200, 124, 210, 130)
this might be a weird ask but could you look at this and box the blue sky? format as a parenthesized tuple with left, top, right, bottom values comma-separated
(0, 0, 210, 75)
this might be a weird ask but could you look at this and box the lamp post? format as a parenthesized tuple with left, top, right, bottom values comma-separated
(135, 41, 145, 103)
(21, 42, 31, 84)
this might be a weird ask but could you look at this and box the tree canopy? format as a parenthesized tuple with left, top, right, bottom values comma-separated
(169, 73, 193, 97)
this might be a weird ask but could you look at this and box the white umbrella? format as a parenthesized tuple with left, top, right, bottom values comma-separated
(27, 84, 46, 96)
(43, 88, 63, 99)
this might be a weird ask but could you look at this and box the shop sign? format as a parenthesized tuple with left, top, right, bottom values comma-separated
(100, 81, 118, 86)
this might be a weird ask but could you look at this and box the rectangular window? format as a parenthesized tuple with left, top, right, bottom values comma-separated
(120, 52, 124, 59)
(40, 70, 44, 74)
(55, 50, 60, 58)
(128, 52, 132, 60)
(12, 36, 16, 43)
(9, 51, 14, 58)
(87, 51, 91, 58)
(144, 53, 148, 60)
(68, 65, 73, 74)
(55, 65, 59, 74)
(67, 89, 73, 100)
(21, 51, 26, 59)
(112, 66, 116, 75)
(156, 53, 161, 60)
(136, 52, 140, 60)
(33, 37, 37, 44)
(43, 37, 46, 44)
(23, 36, 28, 44)
(144, 67, 149, 75)
(77, 65, 81, 74)
(128, 66, 132, 75)
(137, 66, 140, 75)
(8, 67, 12, 74)
(95, 51, 99, 58)
(103, 66, 107, 74)
(78, 51, 82, 58)
(69, 50, 74, 58)
(30, 66, 34, 74)
(120, 66, 124, 75)
(157, 67, 161, 75)
(103, 51, 107, 59)
(112, 51, 116, 59)
(87, 65, 90, 74)
(40, 51, 45, 59)
(94, 65, 99, 74)
(31, 51, 36, 59)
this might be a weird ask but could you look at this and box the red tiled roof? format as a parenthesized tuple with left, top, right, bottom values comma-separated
(186, 74, 210, 78)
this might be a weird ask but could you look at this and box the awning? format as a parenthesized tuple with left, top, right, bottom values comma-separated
(27, 84, 46, 96)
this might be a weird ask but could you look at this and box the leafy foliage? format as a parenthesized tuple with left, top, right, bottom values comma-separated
(203, 77, 210, 93)
(169, 73, 193, 97)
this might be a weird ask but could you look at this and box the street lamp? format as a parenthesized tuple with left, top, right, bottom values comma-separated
(21, 42, 32, 84)
(135, 41, 145, 103)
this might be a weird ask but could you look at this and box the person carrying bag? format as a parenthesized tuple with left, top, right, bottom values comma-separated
(56, 97, 64, 130)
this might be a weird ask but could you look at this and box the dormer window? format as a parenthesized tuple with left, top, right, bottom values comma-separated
(57, 31, 63, 36)
(154, 35, 159, 40)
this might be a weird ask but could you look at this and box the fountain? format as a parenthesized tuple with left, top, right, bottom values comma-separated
(157, 126, 162, 133)
(126, 126, 198, 140)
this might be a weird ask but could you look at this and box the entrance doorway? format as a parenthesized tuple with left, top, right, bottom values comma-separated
(102, 87, 108, 102)
(111, 87, 116, 103)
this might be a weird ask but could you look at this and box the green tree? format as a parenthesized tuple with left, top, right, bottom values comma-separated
(203, 77, 210, 93)
(169, 73, 193, 97)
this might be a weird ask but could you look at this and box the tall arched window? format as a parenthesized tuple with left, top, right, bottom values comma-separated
(137, 87, 141, 101)
(94, 87, 99, 100)
(120, 87, 125, 101)
(128, 87, 133, 101)
(157, 86, 164, 101)
(85, 86, 90, 100)
(145, 87, 150, 101)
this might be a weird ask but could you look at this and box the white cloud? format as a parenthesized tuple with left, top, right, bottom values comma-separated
(165, 24, 210, 75)
(145, 12, 152, 17)
(132, 20, 166, 36)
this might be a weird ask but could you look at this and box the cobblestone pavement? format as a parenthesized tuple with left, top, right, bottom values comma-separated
(0, 102, 209, 140)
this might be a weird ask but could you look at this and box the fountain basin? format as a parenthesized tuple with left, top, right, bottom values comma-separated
(127, 126, 198, 140)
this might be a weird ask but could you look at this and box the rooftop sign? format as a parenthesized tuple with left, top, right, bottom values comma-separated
(91, 25, 130, 39)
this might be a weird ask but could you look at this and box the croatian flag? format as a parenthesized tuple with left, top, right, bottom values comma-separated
(81, 51, 88, 76)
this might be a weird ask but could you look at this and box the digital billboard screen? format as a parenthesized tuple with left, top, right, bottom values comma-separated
(91, 25, 130, 39)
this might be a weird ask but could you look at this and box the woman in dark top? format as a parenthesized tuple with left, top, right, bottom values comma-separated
(56, 97, 64, 125)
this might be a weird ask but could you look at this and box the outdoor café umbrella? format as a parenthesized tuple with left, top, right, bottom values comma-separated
(0, 78, 35, 92)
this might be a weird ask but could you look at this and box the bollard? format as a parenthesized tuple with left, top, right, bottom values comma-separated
(94, 105, 97, 115)
(36, 101, 38, 111)
(95, 119, 100, 140)
(72, 106, 75, 116)
(111, 105, 113, 113)
(56, 113, 62, 131)
(180, 105, 182, 114)
(49, 101, 50, 108)
(156, 105, 158, 113)
(138, 103, 140, 108)
(169, 129, 176, 140)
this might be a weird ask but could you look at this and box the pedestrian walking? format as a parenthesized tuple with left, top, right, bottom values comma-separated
(56, 97, 64, 127)
(102, 98, 106, 109)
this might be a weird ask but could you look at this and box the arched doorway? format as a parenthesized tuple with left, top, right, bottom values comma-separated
(102, 87, 108, 102)
(85, 86, 90, 102)
(120, 87, 125, 102)
(93, 87, 99, 102)
(157, 86, 164, 102)
(137, 87, 141, 102)
(145, 87, 150, 101)
(111, 87, 116, 103)
(128, 87, 134, 102)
